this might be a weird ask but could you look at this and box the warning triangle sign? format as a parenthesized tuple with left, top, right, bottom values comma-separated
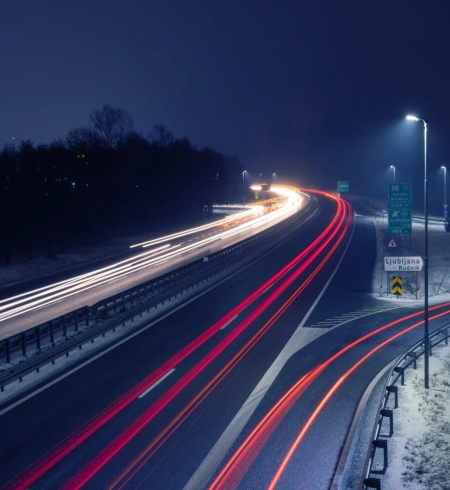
(388, 238, 397, 248)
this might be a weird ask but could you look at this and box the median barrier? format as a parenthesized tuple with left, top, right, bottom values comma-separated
(0, 197, 319, 393)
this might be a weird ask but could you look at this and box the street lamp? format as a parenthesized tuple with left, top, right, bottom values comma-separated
(390, 165, 396, 182)
(242, 170, 247, 205)
(406, 114, 429, 389)
(441, 166, 447, 209)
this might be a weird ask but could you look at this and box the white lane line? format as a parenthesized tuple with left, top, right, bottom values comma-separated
(263, 284, 274, 294)
(137, 369, 176, 399)
(183, 210, 357, 490)
(219, 315, 239, 330)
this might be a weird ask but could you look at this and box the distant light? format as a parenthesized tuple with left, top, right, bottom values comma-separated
(250, 185, 262, 191)
(390, 165, 395, 168)
(442, 166, 446, 169)
(406, 115, 420, 121)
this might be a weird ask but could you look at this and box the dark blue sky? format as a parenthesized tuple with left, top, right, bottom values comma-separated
(2, 1, 450, 203)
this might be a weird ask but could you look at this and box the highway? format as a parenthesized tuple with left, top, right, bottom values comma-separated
(0, 186, 304, 339)
(1, 192, 449, 490)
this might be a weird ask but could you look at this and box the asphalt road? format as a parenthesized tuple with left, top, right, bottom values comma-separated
(1, 193, 447, 490)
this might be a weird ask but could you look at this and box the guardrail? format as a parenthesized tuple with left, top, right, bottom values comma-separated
(412, 215, 445, 224)
(361, 322, 450, 489)
(0, 198, 318, 392)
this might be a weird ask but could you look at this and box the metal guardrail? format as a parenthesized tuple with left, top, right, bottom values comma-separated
(361, 322, 450, 489)
(0, 198, 318, 392)
(412, 215, 445, 224)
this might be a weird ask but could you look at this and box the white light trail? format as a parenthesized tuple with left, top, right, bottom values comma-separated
(0, 186, 304, 325)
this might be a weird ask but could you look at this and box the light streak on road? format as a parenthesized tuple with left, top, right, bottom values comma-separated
(130, 207, 260, 249)
(59, 196, 351, 490)
(0, 187, 302, 325)
(209, 303, 450, 490)
(5, 190, 344, 490)
(103, 198, 352, 490)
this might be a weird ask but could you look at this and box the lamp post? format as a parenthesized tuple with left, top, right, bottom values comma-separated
(406, 114, 429, 389)
(242, 170, 247, 205)
(390, 165, 396, 182)
(441, 166, 447, 209)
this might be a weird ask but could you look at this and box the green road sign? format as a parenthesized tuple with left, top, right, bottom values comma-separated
(388, 182, 412, 234)
(388, 208, 412, 235)
(337, 181, 349, 192)
(388, 183, 411, 204)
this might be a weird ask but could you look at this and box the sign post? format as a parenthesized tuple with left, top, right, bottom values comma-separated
(337, 181, 349, 193)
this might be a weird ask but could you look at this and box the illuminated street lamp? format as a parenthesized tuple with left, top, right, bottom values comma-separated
(406, 114, 429, 389)
(390, 165, 396, 182)
(441, 166, 447, 208)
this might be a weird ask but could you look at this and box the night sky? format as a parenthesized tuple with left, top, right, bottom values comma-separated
(2, 1, 450, 208)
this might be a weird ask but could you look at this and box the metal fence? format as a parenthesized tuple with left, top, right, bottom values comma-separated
(362, 323, 450, 489)
(0, 199, 318, 392)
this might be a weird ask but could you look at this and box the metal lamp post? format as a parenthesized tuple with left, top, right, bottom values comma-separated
(406, 114, 429, 389)
(442, 166, 447, 208)
(242, 170, 247, 205)
(390, 165, 396, 182)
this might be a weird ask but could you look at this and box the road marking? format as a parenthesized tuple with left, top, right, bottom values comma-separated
(0, 207, 316, 417)
(137, 369, 175, 399)
(263, 284, 274, 294)
(183, 208, 357, 490)
(219, 315, 239, 330)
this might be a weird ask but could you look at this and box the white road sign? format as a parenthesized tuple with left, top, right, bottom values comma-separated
(384, 256, 423, 272)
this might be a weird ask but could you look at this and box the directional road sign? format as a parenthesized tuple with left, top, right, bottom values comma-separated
(385, 256, 423, 272)
(388, 183, 412, 234)
(337, 181, 349, 192)
(388, 183, 412, 206)
(392, 276, 403, 296)
(388, 208, 412, 235)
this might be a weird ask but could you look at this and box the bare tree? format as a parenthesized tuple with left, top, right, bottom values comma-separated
(149, 124, 174, 148)
(66, 126, 102, 152)
(89, 104, 133, 149)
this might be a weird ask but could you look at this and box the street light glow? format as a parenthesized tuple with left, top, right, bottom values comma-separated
(406, 115, 420, 121)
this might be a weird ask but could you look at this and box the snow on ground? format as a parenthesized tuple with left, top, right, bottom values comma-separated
(351, 195, 450, 489)
(0, 209, 234, 291)
(379, 344, 450, 490)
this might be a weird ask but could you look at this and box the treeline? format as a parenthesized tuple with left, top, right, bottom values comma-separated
(0, 104, 244, 264)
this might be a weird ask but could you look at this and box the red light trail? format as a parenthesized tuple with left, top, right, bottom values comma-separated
(208, 304, 450, 490)
(4, 191, 349, 490)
